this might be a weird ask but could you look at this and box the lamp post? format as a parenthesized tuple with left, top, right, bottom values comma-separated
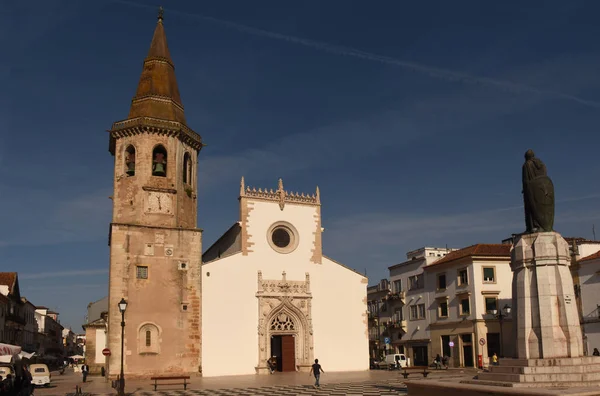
(118, 298, 128, 396)
(491, 304, 511, 358)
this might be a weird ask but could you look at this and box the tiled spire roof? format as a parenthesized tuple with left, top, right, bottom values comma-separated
(127, 8, 186, 123)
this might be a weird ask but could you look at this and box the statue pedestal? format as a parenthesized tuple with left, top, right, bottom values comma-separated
(511, 232, 582, 359)
(470, 232, 600, 387)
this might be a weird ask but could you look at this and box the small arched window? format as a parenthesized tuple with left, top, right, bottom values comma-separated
(145, 330, 151, 347)
(152, 145, 167, 177)
(139, 323, 160, 355)
(125, 145, 136, 177)
(183, 152, 191, 184)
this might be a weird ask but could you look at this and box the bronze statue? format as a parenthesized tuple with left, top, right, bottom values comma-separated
(522, 149, 555, 233)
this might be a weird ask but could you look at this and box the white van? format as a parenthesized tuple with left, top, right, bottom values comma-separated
(381, 353, 409, 369)
(30, 364, 51, 387)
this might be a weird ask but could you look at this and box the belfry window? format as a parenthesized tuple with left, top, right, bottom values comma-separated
(125, 145, 136, 176)
(152, 145, 167, 177)
(183, 152, 192, 184)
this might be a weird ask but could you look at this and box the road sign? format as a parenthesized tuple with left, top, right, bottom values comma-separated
(449, 341, 454, 347)
(384, 337, 390, 344)
(479, 338, 486, 346)
(102, 348, 111, 356)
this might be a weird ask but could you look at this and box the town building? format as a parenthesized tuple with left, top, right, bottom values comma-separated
(577, 251, 600, 355)
(35, 307, 64, 356)
(0, 273, 25, 346)
(367, 279, 393, 359)
(0, 293, 7, 343)
(201, 179, 368, 377)
(104, 10, 368, 378)
(20, 298, 39, 352)
(82, 297, 108, 374)
(423, 244, 513, 368)
(387, 247, 455, 366)
(62, 328, 79, 356)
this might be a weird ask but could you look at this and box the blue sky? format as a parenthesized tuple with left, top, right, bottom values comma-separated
(2, 0, 600, 330)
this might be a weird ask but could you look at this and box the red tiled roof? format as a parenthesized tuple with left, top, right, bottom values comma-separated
(579, 251, 600, 263)
(427, 244, 511, 268)
(0, 272, 17, 292)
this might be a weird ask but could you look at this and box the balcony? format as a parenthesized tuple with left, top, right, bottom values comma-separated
(385, 319, 407, 331)
(6, 313, 26, 326)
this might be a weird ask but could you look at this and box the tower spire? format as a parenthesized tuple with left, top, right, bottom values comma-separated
(127, 7, 186, 123)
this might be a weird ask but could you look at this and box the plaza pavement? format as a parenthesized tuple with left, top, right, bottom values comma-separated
(33, 367, 477, 396)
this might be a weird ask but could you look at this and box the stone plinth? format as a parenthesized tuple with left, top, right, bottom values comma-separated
(510, 232, 582, 359)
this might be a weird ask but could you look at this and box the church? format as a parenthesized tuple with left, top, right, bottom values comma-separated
(105, 11, 368, 378)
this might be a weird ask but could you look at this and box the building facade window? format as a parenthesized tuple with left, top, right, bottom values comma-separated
(485, 297, 498, 313)
(183, 152, 192, 185)
(393, 280, 402, 293)
(483, 267, 495, 283)
(418, 304, 426, 319)
(438, 301, 448, 318)
(458, 269, 469, 286)
(394, 308, 403, 322)
(460, 298, 470, 315)
(409, 274, 424, 290)
(437, 273, 446, 290)
(136, 266, 148, 279)
(139, 323, 160, 354)
(410, 305, 418, 320)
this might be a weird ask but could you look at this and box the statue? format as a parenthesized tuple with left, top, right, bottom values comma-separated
(522, 149, 555, 233)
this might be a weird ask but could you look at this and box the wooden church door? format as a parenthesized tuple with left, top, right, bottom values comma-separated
(281, 335, 296, 372)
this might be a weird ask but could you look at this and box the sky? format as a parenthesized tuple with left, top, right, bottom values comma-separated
(1, 0, 600, 330)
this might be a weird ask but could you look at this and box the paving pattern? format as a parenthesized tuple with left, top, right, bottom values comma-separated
(85, 379, 407, 396)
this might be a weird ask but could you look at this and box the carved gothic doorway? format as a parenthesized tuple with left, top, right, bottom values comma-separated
(256, 271, 314, 374)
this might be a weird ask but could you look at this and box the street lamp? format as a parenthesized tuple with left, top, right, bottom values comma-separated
(118, 298, 128, 396)
(491, 304, 511, 358)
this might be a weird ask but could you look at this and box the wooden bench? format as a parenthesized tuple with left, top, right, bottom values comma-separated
(150, 376, 190, 391)
(401, 366, 430, 379)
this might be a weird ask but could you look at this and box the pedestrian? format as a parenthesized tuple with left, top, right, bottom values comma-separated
(593, 348, 600, 356)
(19, 366, 33, 396)
(492, 353, 498, 366)
(434, 354, 442, 369)
(309, 359, 324, 388)
(442, 355, 449, 369)
(81, 363, 89, 383)
(267, 356, 277, 374)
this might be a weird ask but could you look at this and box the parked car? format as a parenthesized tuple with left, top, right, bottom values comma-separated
(30, 364, 51, 387)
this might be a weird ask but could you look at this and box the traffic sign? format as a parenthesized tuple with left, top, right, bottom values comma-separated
(449, 341, 455, 347)
(479, 338, 486, 346)
(384, 337, 390, 344)
(102, 348, 111, 356)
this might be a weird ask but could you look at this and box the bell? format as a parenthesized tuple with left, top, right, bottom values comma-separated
(126, 162, 135, 176)
(153, 162, 166, 176)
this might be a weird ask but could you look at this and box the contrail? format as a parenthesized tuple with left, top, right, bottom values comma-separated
(110, 0, 600, 109)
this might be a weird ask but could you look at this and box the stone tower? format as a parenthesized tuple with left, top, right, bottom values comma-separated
(106, 10, 203, 378)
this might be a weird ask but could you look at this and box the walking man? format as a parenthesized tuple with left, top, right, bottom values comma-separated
(81, 363, 89, 383)
(308, 359, 324, 388)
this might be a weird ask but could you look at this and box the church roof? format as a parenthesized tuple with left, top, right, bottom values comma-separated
(127, 8, 186, 124)
(426, 244, 511, 268)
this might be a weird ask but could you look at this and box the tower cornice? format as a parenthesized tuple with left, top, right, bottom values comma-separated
(108, 116, 203, 154)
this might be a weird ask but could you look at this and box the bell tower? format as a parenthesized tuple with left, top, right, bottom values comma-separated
(106, 8, 203, 378)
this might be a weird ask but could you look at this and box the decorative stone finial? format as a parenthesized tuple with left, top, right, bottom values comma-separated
(277, 178, 285, 211)
(158, 6, 164, 22)
(315, 186, 320, 204)
(240, 176, 245, 196)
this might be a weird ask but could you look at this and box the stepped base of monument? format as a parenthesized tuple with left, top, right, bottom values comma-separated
(470, 357, 600, 387)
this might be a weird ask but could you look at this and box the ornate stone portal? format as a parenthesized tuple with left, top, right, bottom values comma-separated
(256, 271, 314, 373)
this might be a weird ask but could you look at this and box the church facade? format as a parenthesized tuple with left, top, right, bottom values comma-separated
(202, 179, 369, 376)
(105, 11, 368, 378)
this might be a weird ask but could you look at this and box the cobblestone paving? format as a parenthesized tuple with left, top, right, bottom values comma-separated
(87, 379, 407, 396)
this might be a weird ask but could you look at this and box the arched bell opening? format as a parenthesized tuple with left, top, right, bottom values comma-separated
(125, 145, 136, 177)
(152, 145, 167, 177)
(183, 152, 192, 185)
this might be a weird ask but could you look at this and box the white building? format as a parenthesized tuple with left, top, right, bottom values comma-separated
(201, 178, 369, 377)
(578, 251, 600, 355)
(387, 247, 455, 366)
(423, 244, 512, 368)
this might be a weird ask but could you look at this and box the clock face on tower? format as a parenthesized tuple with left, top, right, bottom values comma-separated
(145, 192, 173, 215)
